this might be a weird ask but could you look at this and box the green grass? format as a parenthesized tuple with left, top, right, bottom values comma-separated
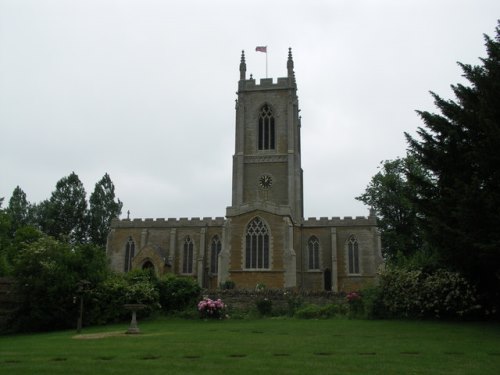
(1, 318, 500, 374)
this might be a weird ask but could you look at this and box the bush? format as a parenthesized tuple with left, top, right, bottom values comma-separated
(198, 297, 226, 319)
(378, 266, 478, 319)
(360, 287, 386, 319)
(220, 280, 235, 290)
(294, 303, 347, 319)
(157, 275, 201, 313)
(255, 298, 273, 316)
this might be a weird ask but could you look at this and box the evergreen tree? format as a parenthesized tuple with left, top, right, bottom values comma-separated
(356, 155, 428, 263)
(43, 172, 89, 243)
(406, 22, 500, 302)
(89, 173, 123, 247)
(7, 186, 32, 232)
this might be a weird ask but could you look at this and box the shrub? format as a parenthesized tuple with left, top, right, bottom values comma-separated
(198, 297, 226, 319)
(255, 298, 273, 316)
(347, 292, 364, 319)
(360, 287, 386, 319)
(220, 280, 235, 290)
(157, 275, 201, 313)
(284, 291, 303, 316)
(294, 303, 346, 319)
(378, 266, 478, 319)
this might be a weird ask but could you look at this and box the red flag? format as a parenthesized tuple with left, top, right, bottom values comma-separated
(255, 46, 267, 53)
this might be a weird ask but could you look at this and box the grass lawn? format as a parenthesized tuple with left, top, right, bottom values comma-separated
(1, 318, 499, 374)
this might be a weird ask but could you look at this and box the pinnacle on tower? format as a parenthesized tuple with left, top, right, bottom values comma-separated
(239, 50, 246, 80)
(287, 47, 294, 77)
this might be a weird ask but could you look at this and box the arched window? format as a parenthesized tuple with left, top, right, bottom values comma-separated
(182, 236, 194, 274)
(347, 235, 360, 274)
(308, 236, 320, 270)
(258, 104, 275, 150)
(210, 235, 222, 274)
(124, 236, 135, 272)
(245, 217, 270, 269)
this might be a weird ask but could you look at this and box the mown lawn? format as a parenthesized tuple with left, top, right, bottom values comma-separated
(1, 318, 499, 374)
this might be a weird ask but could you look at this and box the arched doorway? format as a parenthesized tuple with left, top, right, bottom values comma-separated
(142, 261, 155, 272)
(324, 268, 332, 291)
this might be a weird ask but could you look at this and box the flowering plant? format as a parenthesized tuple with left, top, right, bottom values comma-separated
(346, 292, 361, 302)
(197, 297, 226, 319)
(346, 291, 363, 318)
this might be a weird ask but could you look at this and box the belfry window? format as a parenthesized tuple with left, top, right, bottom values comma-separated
(183, 236, 194, 274)
(210, 235, 222, 274)
(258, 104, 275, 150)
(245, 217, 270, 269)
(124, 236, 135, 272)
(308, 236, 320, 270)
(347, 235, 360, 274)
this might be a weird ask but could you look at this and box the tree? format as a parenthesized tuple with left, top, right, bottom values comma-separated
(7, 186, 32, 232)
(356, 155, 428, 263)
(89, 173, 123, 247)
(42, 172, 89, 243)
(12, 236, 109, 332)
(405, 22, 500, 303)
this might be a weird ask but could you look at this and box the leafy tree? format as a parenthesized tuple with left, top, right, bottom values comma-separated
(89, 173, 122, 247)
(41, 172, 89, 243)
(0, 201, 13, 276)
(12, 236, 109, 332)
(356, 155, 429, 263)
(405, 22, 500, 303)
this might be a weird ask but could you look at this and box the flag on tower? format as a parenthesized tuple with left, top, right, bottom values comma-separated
(255, 46, 267, 53)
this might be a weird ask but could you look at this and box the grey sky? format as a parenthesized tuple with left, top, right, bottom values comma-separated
(1, 0, 499, 220)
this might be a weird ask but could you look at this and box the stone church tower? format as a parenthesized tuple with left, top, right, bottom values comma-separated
(106, 49, 383, 292)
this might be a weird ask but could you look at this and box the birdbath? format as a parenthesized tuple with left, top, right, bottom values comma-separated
(124, 304, 146, 334)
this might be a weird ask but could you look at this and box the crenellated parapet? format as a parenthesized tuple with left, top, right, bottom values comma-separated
(110, 217, 226, 228)
(303, 215, 377, 227)
(239, 77, 294, 92)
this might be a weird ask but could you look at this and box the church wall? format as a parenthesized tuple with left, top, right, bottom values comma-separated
(106, 218, 225, 283)
(226, 211, 285, 289)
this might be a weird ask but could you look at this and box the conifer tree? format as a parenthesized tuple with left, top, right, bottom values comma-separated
(406, 22, 500, 300)
(7, 186, 32, 232)
(89, 173, 123, 247)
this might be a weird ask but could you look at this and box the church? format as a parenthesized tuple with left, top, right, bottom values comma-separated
(106, 49, 383, 292)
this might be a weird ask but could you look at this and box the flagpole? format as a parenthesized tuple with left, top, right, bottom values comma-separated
(266, 46, 268, 78)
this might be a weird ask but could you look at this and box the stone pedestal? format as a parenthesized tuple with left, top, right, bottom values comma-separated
(124, 304, 146, 334)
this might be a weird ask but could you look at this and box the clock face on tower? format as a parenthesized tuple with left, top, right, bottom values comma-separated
(258, 174, 273, 189)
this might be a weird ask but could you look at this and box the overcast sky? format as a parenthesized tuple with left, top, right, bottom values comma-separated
(1, 0, 499, 220)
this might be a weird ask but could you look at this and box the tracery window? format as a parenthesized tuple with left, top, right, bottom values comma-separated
(124, 236, 135, 272)
(308, 236, 320, 270)
(258, 104, 275, 150)
(182, 235, 194, 274)
(245, 217, 270, 269)
(347, 235, 360, 274)
(210, 235, 222, 274)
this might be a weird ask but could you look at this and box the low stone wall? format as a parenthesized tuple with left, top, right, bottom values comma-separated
(203, 289, 347, 311)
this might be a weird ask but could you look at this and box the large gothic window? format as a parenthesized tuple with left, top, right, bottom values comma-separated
(308, 236, 320, 270)
(258, 104, 275, 150)
(210, 235, 222, 274)
(347, 235, 360, 274)
(182, 236, 194, 274)
(245, 217, 270, 269)
(124, 236, 135, 272)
